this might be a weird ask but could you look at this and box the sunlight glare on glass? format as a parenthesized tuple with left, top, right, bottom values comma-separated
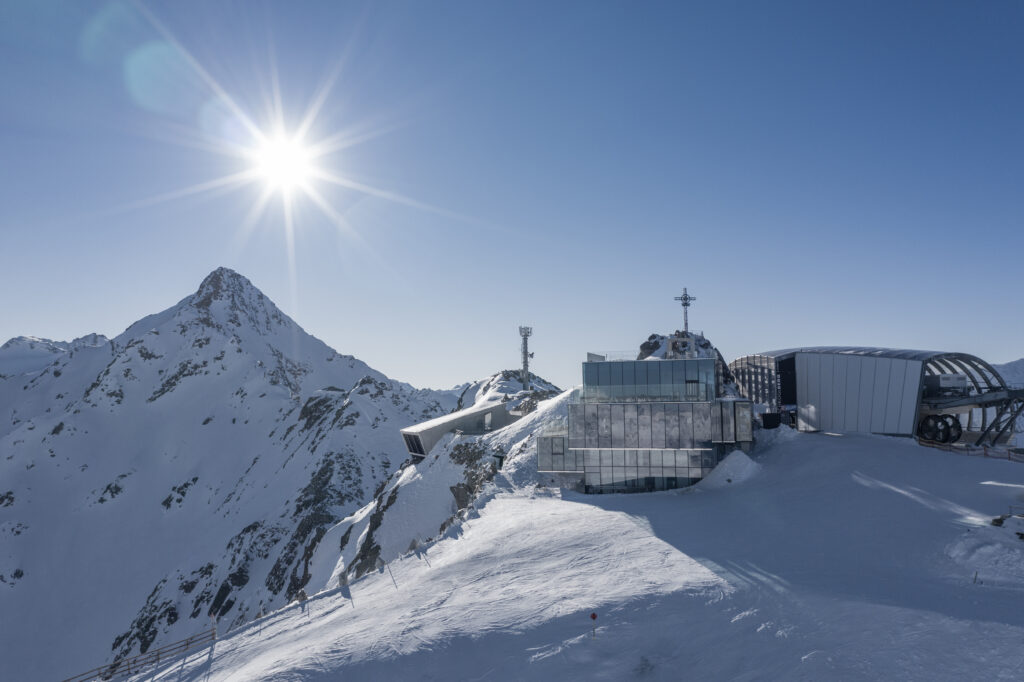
(253, 133, 313, 192)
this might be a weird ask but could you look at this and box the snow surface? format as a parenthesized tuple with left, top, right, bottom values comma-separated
(692, 450, 761, 490)
(144, 427, 1024, 681)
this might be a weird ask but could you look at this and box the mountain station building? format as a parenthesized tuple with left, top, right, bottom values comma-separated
(537, 329, 754, 494)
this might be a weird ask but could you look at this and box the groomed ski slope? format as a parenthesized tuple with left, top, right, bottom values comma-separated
(151, 429, 1024, 681)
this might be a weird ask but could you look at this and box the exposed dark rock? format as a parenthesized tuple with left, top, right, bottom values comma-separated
(347, 487, 400, 580)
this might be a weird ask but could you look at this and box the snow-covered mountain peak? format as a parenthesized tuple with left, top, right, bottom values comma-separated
(118, 267, 293, 346)
(0, 334, 110, 377)
(457, 369, 561, 410)
(188, 267, 289, 337)
(0, 333, 109, 353)
(638, 331, 720, 360)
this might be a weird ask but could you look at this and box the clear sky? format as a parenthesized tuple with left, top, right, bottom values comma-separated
(2, 0, 1022, 391)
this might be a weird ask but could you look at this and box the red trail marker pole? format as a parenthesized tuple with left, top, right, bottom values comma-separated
(590, 612, 597, 639)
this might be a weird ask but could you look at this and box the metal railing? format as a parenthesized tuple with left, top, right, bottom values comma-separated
(61, 626, 216, 682)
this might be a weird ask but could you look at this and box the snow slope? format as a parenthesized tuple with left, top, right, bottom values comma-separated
(0, 268, 469, 680)
(992, 359, 1024, 445)
(150, 427, 1024, 681)
(994, 358, 1024, 387)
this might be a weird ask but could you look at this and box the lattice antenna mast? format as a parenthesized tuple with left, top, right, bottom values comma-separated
(519, 326, 533, 390)
(673, 288, 697, 335)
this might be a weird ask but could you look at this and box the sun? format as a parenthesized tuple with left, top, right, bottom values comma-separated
(252, 133, 313, 192)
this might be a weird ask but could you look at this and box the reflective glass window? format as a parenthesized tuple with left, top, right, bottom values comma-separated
(659, 362, 672, 385)
(623, 361, 635, 386)
(674, 360, 687, 386)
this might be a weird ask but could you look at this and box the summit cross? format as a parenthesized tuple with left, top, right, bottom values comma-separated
(673, 288, 697, 335)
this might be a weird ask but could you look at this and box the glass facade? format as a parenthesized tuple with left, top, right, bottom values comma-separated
(579, 448, 724, 493)
(728, 355, 780, 410)
(538, 354, 753, 494)
(578, 359, 716, 403)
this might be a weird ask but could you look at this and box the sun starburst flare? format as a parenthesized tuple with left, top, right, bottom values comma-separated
(250, 133, 314, 193)
(103, 2, 502, 314)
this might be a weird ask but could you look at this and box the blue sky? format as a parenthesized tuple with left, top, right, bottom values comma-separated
(1, 0, 1022, 390)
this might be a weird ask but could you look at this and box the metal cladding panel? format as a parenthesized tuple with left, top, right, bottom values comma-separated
(638, 404, 652, 448)
(721, 401, 735, 442)
(810, 353, 823, 430)
(693, 403, 712, 447)
(651, 404, 666, 449)
(624, 404, 639, 448)
(800, 353, 822, 431)
(585, 404, 599, 448)
(551, 453, 564, 471)
(611, 404, 625, 448)
(857, 357, 875, 432)
(832, 354, 848, 432)
(796, 353, 810, 430)
(899, 360, 923, 434)
(819, 354, 835, 433)
(844, 356, 861, 432)
(569, 404, 585, 449)
(665, 404, 681, 448)
(735, 401, 753, 442)
(870, 358, 892, 433)
(678, 403, 694, 448)
(710, 400, 723, 442)
(883, 359, 907, 434)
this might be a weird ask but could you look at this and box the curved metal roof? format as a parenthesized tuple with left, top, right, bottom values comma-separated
(752, 346, 952, 361)
(739, 346, 1007, 391)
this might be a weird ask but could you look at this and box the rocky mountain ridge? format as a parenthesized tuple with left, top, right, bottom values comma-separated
(0, 268, 472, 680)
